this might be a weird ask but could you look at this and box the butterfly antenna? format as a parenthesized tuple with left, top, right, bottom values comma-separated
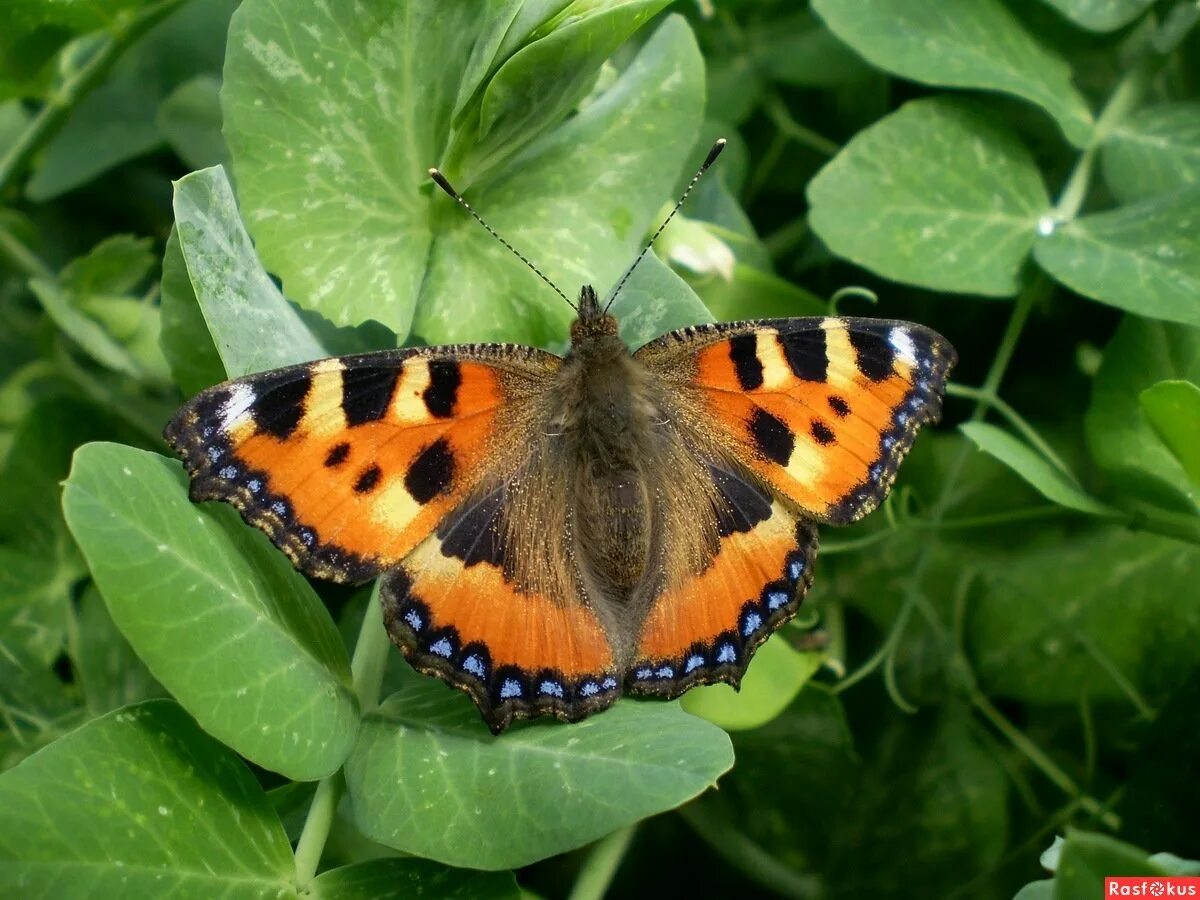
(428, 168, 577, 312)
(602, 138, 726, 314)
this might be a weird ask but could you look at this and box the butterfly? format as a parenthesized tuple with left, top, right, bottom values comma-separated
(165, 141, 956, 733)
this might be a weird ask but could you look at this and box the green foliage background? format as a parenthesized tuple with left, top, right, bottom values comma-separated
(2, 1, 1200, 897)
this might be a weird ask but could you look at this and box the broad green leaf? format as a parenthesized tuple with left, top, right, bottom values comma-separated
(0, 700, 297, 898)
(959, 422, 1118, 517)
(682, 638, 822, 731)
(62, 443, 358, 780)
(1140, 381, 1200, 490)
(157, 74, 228, 170)
(808, 97, 1050, 296)
(611, 252, 713, 350)
(1054, 832, 1173, 899)
(1087, 317, 1200, 513)
(221, 0, 483, 338)
(811, 0, 1093, 146)
(1039, 0, 1156, 31)
(970, 528, 1200, 705)
(1014, 881, 1055, 900)
(417, 17, 707, 345)
(1034, 188, 1200, 328)
(172, 166, 330, 376)
(745, 10, 873, 88)
(345, 682, 733, 870)
(223, 1, 705, 344)
(74, 584, 163, 716)
(692, 263, 827, 322)
(457, 0, 674, 180)
(25, 0, 237, 199)
(1102, 103, 1200, 204)
(311, 858, 521, 900)
(158, 226, 226, 395)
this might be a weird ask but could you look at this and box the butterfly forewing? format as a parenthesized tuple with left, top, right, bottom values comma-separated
(636, 316, 957, 524)
(164, 344, 559, 584)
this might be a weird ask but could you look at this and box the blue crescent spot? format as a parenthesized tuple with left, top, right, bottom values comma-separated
(299, 529, 315, 547)
(787, 559, 805, 582)
(882, 435, 897, 450)
(685, 654, 705, 673)
(767, 590, 789, 611)
(207, 446, 223, 462)
(202, 425, 215, 438)
(716, 644, 737, 664)
(270, 500, 287, 516)
(601, 676, 618, 690)
(580, 682, 600, 697)
(499, 678, 522, 700)
(635, 667, 653, 680)
(742, 611, 763, 637)
(461, 655, 485, 678)
(896, 411, 909, 426)
(539, 680, 565, 698)
(219, 465, 239, 480)
(403, 609, 423, 631)
(429, 638, 453, 658)
(247, 478, 262, 493)
(654, 665, 674, 679)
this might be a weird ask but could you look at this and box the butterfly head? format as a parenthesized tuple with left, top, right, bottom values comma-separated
(570, 284, 619, 343)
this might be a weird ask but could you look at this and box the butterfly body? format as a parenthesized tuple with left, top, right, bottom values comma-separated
(166, 286, 955, 733)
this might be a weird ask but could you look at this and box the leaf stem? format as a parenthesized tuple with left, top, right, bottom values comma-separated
(568, 826, 636, 900)
(0, 0, 187, 195)
(945, 383, 1073, 476)
(293, 773, 342, 887)
(0, 226, 54, 281)
(293, 581, 389, 886)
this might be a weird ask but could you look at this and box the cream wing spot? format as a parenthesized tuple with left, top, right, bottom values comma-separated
(820, 321, 859, 391)
(889, 328, 918, 367)
(302, 358, 347, 438)
(370, 478, 423, 532)
(754, 330, 794, 390)
(389, 359, 432, 424)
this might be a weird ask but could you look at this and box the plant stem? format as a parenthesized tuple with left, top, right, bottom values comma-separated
(0, 227, 54, 280)
(0, 0, 187, 195)
(945, 383, 1073, 476)
(761, 91, 840, 158)
(568, 826, 636, 900)
(293, 774, 342, 886)
(294, 581, 389, 886)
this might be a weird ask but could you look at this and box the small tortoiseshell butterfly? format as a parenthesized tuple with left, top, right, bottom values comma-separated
(165, 141, 956, 733)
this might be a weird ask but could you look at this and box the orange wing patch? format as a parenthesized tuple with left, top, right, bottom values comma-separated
(628, 465, 818, 697)
(381, 486, 619, 734)
(651, 317, 955, 524)
(165, 348, 548, 584)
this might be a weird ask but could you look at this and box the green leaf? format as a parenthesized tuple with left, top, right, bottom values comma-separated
(1140, 380, 1200, 490)
(62, 443, 359, 780)
(345, 683, 733, 870)
(959, 422, 1118, 517)
(1102, 103, 1200, 204)
(970, 528, 1200, 705)
(611, 252, 713, 350)
(59, 234, 154, 297)
(0, 548, 70, 672)
(29, 279, 148, 379)
(0, 700, 296, 898)
(811, 0, 1094, 146)
(156, 74, 228, 170)
(172, 166, 331, 376)
(682, 638, 822, 731)
(1086, 316, 1200, 513)
(1035, 188, 1200, 328)
(808, 97, 1050, 296)
(691, 263, 826, 321)
(74, 584, 163, 716)
(457, 0, 674, 180)
(25, 0, 237, 199)
(1038, 0, 1156, 32)
(158, 226, 226, 395)
(1054, 832, 1174, 899)
(222, 1, 705, 343)
(744, 10, 873, 88)
(311, 858, 521, 900)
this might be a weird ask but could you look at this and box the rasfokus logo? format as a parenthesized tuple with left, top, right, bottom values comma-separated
(1106, 877, 1200, 896)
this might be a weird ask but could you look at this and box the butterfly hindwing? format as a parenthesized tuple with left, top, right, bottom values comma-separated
(164, 344, 559, 584)
(627, 462, 818, 696)
(381, 481, 621, 734)
(636, 317, 956, 524)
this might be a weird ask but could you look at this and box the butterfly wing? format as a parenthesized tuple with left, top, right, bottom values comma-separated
(382, 480, 621, 733)
(164, 344, 559, 584)
(635, 317, 956, 524)
(626, 461, 818, 695)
